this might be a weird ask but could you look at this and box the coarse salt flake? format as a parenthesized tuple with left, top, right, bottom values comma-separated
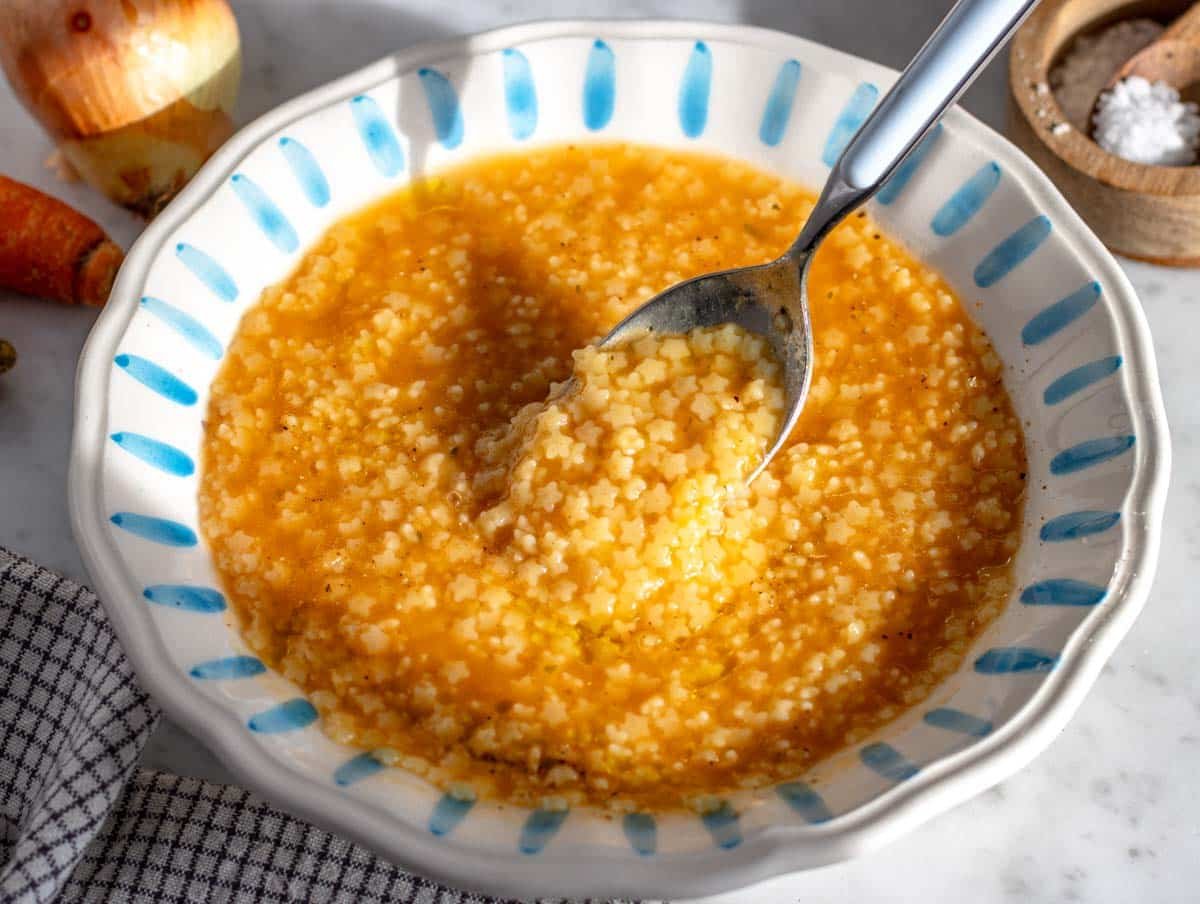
(1093, 75, 1200, 166)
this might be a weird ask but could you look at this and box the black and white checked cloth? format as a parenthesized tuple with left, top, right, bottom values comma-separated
(0, 547, 567, 904)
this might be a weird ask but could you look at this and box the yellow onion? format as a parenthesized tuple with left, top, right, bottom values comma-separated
(0, 0, 241, 217)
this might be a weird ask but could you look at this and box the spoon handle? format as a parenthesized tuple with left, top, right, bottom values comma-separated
(840, 0, 1039, 191)
(788, 0, 1038, 259)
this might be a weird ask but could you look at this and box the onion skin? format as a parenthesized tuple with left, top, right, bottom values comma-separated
(0, 0, 241, 217)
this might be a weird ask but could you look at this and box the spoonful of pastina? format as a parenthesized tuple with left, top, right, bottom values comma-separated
(601, 0, 1040, 482)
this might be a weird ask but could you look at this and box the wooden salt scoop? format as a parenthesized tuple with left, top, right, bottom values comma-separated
(1009, 0, 1200, 266)
(1105, 1, 1200, 91)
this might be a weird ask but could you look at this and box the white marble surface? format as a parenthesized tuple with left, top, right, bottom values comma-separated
(0, 1, 1196, 900)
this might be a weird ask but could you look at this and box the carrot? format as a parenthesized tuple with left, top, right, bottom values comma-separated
(0, 174, 123, 305)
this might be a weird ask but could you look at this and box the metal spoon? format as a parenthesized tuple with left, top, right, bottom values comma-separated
(601, 0, 1040, 481)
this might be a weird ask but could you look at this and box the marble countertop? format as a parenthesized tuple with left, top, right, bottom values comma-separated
(1, 1, 1196, 900)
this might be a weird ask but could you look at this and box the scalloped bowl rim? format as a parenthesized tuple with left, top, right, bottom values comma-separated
(68, 19, 1170, 901)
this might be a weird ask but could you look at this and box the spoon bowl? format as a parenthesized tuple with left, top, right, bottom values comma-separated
(601, 252, 812, 483)
(601, 0, 1040, 477)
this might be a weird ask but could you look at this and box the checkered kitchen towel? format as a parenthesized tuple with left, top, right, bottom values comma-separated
(0, 547, 546, 904)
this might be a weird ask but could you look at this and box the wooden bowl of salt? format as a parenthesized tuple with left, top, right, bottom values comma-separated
(1010, 0, 1200, 265)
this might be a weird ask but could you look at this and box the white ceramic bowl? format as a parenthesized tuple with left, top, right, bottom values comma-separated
(69, 20, 1170, 900)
